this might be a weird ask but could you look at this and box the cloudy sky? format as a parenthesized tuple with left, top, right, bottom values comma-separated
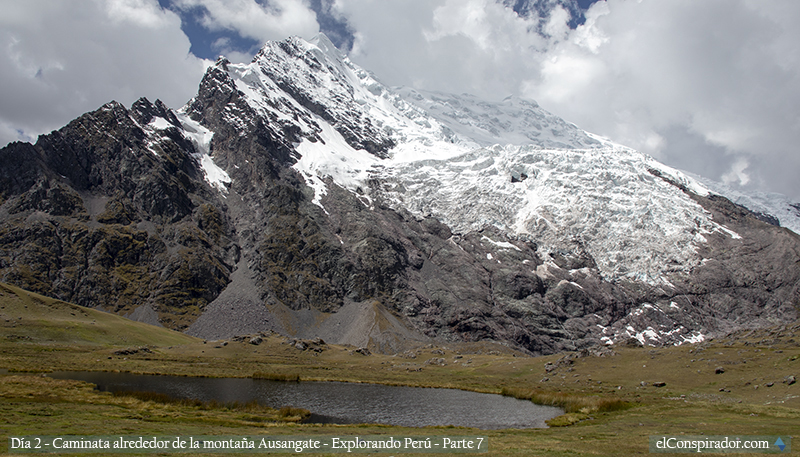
(1, 0, 799, 200)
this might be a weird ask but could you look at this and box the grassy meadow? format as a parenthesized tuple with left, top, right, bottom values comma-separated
(1, 282, 798, 456)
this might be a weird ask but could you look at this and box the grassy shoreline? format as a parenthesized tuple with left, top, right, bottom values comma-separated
(2, 282, 799, 456)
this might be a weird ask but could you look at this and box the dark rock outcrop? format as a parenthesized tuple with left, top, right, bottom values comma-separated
(1, 36, 798, 354)
(0, 99, 234, 330)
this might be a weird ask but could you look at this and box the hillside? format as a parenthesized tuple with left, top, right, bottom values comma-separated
(0, 282, 197, 348)
(0, 281, 797, 456)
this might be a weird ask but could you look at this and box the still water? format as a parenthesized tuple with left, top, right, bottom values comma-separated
(49, 371, 562, 429)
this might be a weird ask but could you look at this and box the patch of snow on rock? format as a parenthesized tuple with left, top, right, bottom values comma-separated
(176, 111, 231, 193)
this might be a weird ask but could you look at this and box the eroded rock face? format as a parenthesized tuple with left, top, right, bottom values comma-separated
(1, 35, 798, 354)
(0, 99, 234, 330)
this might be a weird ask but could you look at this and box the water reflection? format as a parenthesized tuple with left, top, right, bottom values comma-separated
(49, 371, 562, 429)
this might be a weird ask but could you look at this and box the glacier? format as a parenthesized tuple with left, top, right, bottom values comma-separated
(196, 33, 788, 285)
(2, 33, 797, 351)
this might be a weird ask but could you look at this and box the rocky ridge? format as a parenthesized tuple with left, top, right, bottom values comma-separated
(0, 35, 798, 354)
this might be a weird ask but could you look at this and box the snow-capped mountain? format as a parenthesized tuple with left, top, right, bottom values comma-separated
(690, 174, 800, 235)
(1, 34, 798, 354)
(212, 34, 793, 284)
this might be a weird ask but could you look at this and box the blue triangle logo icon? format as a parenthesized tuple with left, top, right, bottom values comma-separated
(775, 437, 785, 451)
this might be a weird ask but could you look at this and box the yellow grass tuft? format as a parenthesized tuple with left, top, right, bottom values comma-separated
(251, 372, 301, 382)
(501, 387, 630, 414)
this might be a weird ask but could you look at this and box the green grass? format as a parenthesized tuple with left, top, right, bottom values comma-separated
(0, 282, 199, 348)
(110, 390, 310, 422)
(501, 387, 631, 414)
(1, 282, 799, 456)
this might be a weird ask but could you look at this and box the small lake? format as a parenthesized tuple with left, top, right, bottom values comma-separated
(48, 371, 562, 429)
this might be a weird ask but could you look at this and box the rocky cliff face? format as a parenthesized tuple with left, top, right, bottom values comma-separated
(0, 98, 234, 329)
(0, 35, 798, 354)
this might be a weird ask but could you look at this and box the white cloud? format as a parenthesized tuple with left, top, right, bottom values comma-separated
(333, 0, 800, 199)
(425, 0, 521, 51)
(2, 0, 799, 200)
(722, 158, 751, 187)
(209, 37, 258, 63)
(173, 0, 319, 42)
(0, 0, 209, 146)
(105, 0, 175, 28)
(522, 0, 800, 199)
(335, 0, 548, 98)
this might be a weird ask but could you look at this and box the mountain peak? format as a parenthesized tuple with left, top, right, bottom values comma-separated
(2, 33, 798, 354)
(308, 32, 342, 58)
(188, 35, 798, 286)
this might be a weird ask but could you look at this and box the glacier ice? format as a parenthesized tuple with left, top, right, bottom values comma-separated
(196, 35, 789, 284)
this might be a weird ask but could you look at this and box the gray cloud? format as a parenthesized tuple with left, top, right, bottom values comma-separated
(530, 1, 800, 199)
(2, 0, 798, 201)
(333, 0, 549, 98)
(332, 0, 800, 200)
(171, 0, 319, 44)
(0, 0, 209, 146)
